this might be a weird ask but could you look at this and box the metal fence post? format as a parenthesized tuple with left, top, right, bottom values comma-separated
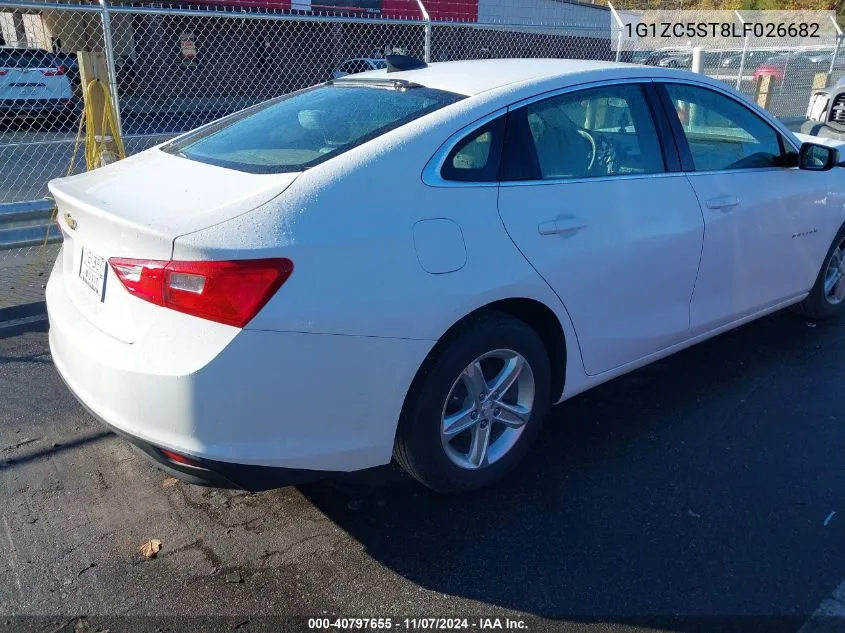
(828, 15, 843, 81)
(98, 0, 123, 139)
(735, 10, 749, 90)
(691, 46, 703, 74)
(608, 2, 623, 63)
(415, 0, 431, 62)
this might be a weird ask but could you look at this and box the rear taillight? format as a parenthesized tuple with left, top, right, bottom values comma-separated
(160, 449, 204, 469)
(0, 69, 7, 76)
(42, 65, 67, 76)
(108, 258, 293, 328)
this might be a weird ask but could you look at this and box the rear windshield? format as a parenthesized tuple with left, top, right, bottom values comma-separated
(0, 49, 56, 68)
(163, 83, 464, 174)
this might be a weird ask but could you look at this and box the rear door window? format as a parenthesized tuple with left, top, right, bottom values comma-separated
(165, 83, 464, 174)
(502, 83, 665, 181)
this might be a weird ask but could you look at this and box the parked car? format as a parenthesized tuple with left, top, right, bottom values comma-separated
(801, 48, 837, 65)
(629, 50, 654, 65)
(798, 80, 845, 141)
(718, 49, 770, 70)
(650, 50, 727, 70)
(656, 52, 692, 68)
(50, 51, 80, 89)
(331, 57, 387, 79)
(47, 57, 845, 494)
(753, 51, 845, 83)
(0, 46, 78, 126)
(643, 50, 681, 66)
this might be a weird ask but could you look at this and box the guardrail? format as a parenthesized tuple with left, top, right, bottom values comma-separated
(0, 200, 61, 251)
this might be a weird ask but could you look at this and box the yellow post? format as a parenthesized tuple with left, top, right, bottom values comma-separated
(77, 51, 120, 167)
(755, 74, 773, 110)
(812, 71, 830, 91)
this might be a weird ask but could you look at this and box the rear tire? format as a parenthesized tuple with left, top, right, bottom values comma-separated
(394, 312, 551, 493)
(792, 223, 845, 320)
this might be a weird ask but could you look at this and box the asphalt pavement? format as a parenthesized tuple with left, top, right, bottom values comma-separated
(2, 307, 845, 632)
(0, 245, 60, 311)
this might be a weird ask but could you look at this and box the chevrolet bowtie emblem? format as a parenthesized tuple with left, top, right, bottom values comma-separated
(63, 212, 77, 230)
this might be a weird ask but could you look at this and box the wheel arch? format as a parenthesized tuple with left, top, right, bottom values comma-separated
(401, 298, 568, 422)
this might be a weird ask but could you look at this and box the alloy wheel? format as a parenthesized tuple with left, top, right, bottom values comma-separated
(440, 349, 535, 470)
(824, 242, 845, 305)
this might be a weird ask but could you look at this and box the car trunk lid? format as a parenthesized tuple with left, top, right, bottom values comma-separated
(49, 148, 300, 343)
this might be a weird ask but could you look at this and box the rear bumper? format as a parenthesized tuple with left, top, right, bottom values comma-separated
(0, 98, 79, 117)
(46, 254, 432, 487)
(59, 374, 328, 491)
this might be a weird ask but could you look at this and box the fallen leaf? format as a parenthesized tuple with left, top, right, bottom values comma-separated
(162, 477, 178, 488)
(139, 539, 162, 559)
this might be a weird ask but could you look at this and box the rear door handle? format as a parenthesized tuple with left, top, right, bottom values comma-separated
(538, 219, 588, 236)
(705, 195, 740, 211)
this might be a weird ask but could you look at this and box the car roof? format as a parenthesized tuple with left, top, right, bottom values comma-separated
(355, 58, 649, 97)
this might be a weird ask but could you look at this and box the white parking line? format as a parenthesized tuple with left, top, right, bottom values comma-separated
(0, 515, 23, 594)
(798, 581, 845, 632)
(0, 137, 77, 148)
(0, 132, 172, 149)
(0, 313, 48, 331)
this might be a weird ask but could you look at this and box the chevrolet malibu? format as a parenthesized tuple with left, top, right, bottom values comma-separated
(47, 57, 845, 493)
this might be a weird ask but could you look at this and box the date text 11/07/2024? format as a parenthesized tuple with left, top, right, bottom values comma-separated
(307, 617, 529, 630)
(625, 21, 821, 39)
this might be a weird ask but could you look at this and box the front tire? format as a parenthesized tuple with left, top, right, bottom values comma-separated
(394, 312, 551, 493)
(793, 224, 845, 320)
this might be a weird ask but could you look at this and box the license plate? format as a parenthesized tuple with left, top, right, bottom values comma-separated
(79, 247, 107, 301)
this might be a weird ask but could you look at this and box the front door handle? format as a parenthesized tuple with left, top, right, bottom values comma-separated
(538, 219, 588, 236)
(705, 195, 740, 211)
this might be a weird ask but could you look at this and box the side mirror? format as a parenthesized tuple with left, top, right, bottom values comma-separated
(799, 142, 840, 171)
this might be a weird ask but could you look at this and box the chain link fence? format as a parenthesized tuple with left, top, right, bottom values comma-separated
(622, 37, 845, 119)
(1, 2, 430, 206)
(0, 0, 842, 311)
(1, 1, 839, 208)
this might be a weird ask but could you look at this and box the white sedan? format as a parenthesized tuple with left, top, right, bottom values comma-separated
(47, 56, 845, 493)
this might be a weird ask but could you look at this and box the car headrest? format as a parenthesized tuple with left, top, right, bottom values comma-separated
(298, 108, 350, 143)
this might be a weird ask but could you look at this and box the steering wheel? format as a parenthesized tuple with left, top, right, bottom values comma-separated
(575, 128, 597, 172)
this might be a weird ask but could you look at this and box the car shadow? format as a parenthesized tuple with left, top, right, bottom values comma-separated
(299, 311, 845, 625)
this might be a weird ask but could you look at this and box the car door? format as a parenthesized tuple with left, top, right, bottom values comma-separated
(655, 81, 833, 331)
(496, 81, 705, 376)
